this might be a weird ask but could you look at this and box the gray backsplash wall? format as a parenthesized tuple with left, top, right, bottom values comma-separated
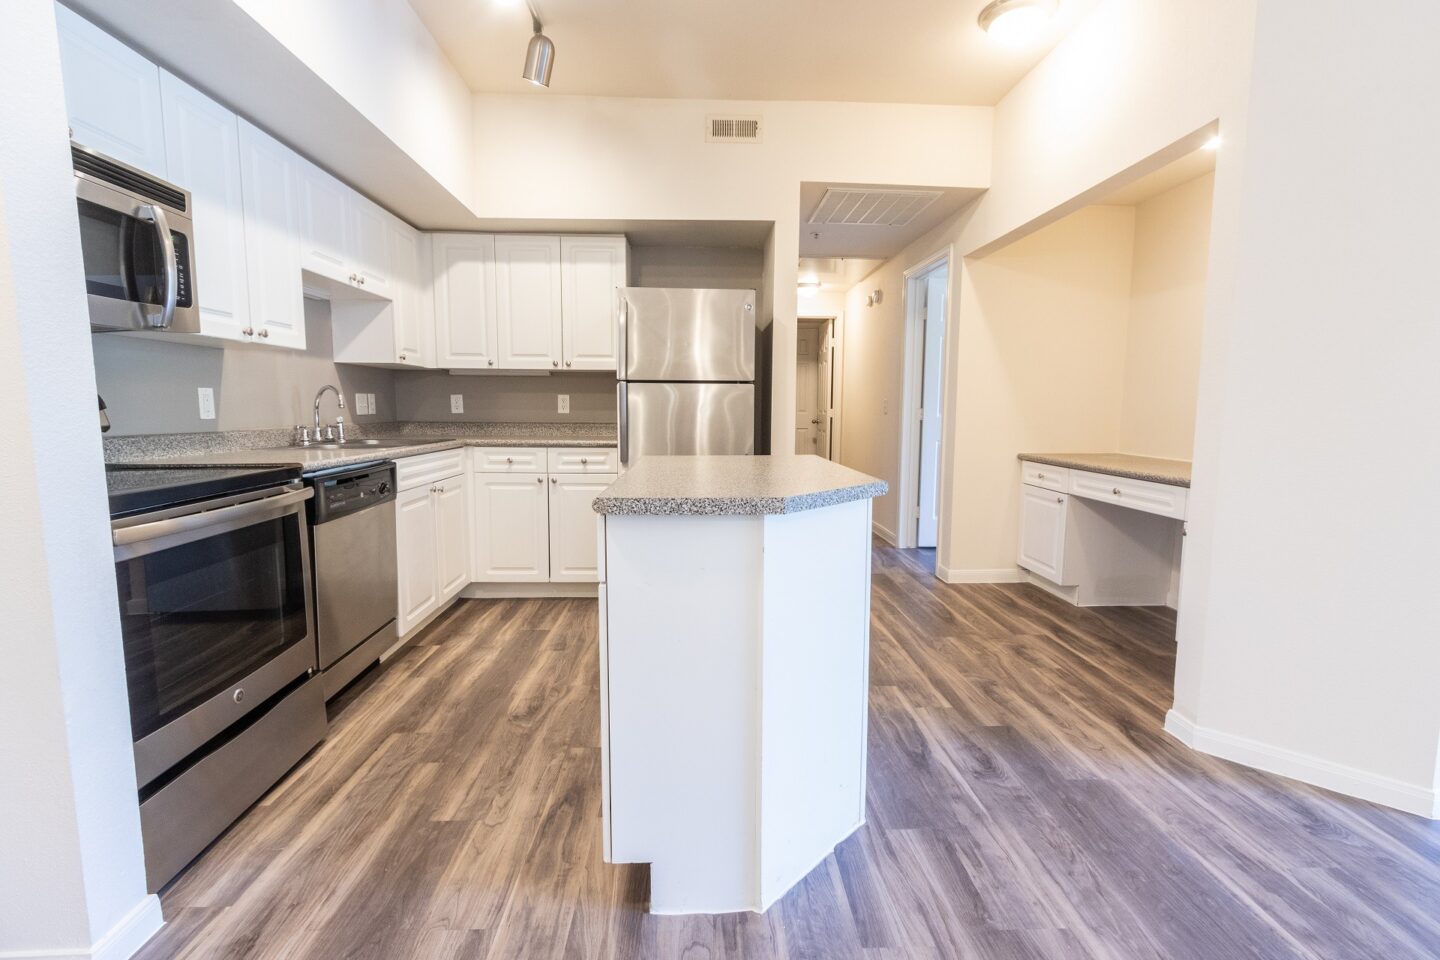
(394, 370, 616, 423)
(92, 298, 397, 436)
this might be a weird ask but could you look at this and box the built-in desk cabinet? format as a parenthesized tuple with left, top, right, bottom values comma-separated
(1017, 461, 1185, 607)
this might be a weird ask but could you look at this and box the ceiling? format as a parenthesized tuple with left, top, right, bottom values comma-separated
(459, 218, 772, 247)
(408, 0, 1100, 104)
(1100, 147, 1217, 206)
(799, 182, 984, 259)
(798, 257, 886, 288)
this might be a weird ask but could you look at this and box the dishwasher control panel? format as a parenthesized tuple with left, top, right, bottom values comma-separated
(309, 462, 396, 524)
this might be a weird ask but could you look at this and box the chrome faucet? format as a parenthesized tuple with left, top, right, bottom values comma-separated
(312, 384, 346, 443)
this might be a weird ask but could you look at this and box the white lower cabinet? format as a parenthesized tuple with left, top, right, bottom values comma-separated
(472, 472, 551, 582)
(1018, 484, 1071, 584)
(548, 475, 617, 581)
(395, 455, 469, 635)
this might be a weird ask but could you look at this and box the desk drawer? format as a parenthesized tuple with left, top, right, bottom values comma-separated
(548, 447, 620, 474)
(396, 450, 465, 491)
(1021, 461, 1069, 492)
(1069, 470, 1188, 520)
(473, 447, 545, 472)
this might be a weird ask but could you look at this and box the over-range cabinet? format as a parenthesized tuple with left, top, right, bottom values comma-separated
(615, 287, 767, 467)
(107, 465, 327, 892)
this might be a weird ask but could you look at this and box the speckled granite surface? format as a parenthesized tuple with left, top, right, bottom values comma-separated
(593, 455, 887, 516)
(1018, 453, 1191, 487)
(105, 421, 618, 473)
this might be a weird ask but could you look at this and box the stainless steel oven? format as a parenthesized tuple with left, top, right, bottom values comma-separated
(110, 471, 326, 890)
(75, 143, 200, 333)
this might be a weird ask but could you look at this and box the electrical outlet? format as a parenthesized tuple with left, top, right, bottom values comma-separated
(366, 393, 376, 415)
(353, 393, 367, 416)
(450, 394, 464, 414)
(882, 397, 888, 416)
(197, 387, 216, 421)
(557, 394, 570, 414)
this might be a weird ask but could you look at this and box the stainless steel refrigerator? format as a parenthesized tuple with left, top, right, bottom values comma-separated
(617, 287, 761, 467)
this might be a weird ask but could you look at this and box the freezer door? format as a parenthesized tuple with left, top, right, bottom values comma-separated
(619, 288, 756, 382)
(619, 382, 755, 466)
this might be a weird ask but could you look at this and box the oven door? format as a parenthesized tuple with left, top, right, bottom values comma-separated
(112, 485, 316, 788)
(77, 175, 199, 333)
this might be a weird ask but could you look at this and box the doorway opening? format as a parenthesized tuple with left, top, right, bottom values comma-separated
(899, 251, 950, 553)
(795, 317, 837, 459)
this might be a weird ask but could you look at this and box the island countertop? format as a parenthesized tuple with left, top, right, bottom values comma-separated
(1018, 452, 1191, 487)
(593, 455, 887, 516)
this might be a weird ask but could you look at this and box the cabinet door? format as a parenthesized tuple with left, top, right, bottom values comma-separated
(1018, 485, 1068, 584)
(433, 234, 498, 368)
(348, 196, 390, 295)
(495, 235, 563, 370)
(159, 71, 250, 342)
(55, 5, 167, 176)
(237, 120, 306, 349)
(396, 484, 439, 635)
(561, 236, 626, 371)
(472, 473, 549, 582)
(296, 159, 351, 284)
(435, 474, 471, 601)
(387, 217, 428, 366)
(548, 474, 615, 582)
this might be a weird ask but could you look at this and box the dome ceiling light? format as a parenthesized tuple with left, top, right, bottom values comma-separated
(977, 0, 1058, 46)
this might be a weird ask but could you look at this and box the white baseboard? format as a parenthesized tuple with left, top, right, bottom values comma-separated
(934, 564, 1026, 585)
(1165, 710, 1439, 820)
(0, 895, 164, 960)
(871, 521, 897, 545)
(460, 582, 598, 599)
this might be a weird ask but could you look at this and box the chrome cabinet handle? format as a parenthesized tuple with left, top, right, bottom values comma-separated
(536, 477, 543, 484)
(258, 328, 269, 338)
(580, 457, 588, 464)
(242, 327, 254, 337)
(399, 353, 406, 361)
(550, 477, 557, 484)
(1113, 487, 1122, 496)
(488, 359, 495, 366)
(566, 361, 572, 367)
(552, 360, 559, 367)
(506, 457, 513, 464)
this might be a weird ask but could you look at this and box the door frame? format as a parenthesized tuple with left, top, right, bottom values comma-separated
(897, 247, 953, 550)
(798, 312, 843, 462)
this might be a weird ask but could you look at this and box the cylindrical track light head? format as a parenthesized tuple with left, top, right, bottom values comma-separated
(522, 30, 554, 87)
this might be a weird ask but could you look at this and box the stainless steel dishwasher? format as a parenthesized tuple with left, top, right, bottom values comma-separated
(307, 461, 398, 699)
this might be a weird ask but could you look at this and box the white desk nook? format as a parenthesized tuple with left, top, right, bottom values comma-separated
(592, 455, 887, 914)
(1016, 453, 1191, 607)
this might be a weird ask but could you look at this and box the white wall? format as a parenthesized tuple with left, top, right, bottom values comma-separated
(0, 0, 158, 954)
(1118, 172, 1214, 460)
(1169, 0, 1440, 813)
(470, 94, 992, 451)
(232, 0, 474, 208)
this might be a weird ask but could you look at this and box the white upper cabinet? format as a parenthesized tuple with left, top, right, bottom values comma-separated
(159, 71, 250, 344)
(54, 4, 167, 177)
(237, 119, 305, 350)
(561, 236, 627, 371)
(494, 235, 564, 370)
(348, 197, 391, 295)
(296, 159, 351, 285)
(433, 233, 499, 369)
(388, 217, 428, 366)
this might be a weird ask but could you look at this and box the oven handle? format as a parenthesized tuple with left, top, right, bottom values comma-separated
(138, 203, 178, 329)
(113, 486, 313, 558)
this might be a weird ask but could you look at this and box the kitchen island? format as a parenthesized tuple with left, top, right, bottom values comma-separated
(593, 455, 886, 914)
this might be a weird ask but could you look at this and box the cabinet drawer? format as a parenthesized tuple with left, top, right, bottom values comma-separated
(1021, 461, 1069, 492)
(395, 449, 465, 492)
(547, 447, 620, 474)
(1069, 470, 1188, 520)
(472, 447, 545, 472)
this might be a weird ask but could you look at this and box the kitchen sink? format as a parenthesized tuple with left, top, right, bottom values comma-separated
(302, 438, 455, 450)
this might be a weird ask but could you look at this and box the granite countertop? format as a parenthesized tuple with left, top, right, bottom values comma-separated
(1018, 452, 1191, 487)
(106, 422, 617, 474)
(593, 455, 887, 517)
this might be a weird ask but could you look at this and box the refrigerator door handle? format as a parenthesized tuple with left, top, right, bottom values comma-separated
(618, 382, 629, 467)
(616, 292, 628, 380)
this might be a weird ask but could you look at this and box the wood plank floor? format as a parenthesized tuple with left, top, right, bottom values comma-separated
(136, 543, 1440, 960)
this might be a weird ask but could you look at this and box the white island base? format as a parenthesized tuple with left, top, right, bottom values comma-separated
(595, 456, 884, 914)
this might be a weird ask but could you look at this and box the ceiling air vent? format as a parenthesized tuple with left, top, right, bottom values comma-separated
(808, 187, 943, 227)
(707, 115, 762, 143)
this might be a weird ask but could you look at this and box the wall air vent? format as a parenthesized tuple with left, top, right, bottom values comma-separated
(808, 187, 943, 227)
(707, 115, 763, 143)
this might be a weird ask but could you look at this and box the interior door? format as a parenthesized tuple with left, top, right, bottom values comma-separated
(795, 326, 820, 454)
(817, 321, 834, 460)
(916, 275, 946, 548)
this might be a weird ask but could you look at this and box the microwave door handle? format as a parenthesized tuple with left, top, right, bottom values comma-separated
(139, 203, 178, 329)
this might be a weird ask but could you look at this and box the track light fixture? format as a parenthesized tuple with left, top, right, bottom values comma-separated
(521, 1, 554, 87)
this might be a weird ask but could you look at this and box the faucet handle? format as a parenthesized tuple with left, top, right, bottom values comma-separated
(294, 425, 311, 446)
(334, 415, 347, 444)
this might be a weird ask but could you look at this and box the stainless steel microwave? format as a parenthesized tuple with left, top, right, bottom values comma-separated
(74, 143, 200, 333)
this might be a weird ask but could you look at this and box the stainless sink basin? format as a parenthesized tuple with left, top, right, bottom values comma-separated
(301, 438, 455, 451)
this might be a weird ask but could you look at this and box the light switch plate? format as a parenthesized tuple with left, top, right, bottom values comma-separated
(450, 394, 464, 414)
(557, 394, 570, 414)
(366, 393, 376, 415)
(353, 393, 367, 415)
(197, 387, 216, 420)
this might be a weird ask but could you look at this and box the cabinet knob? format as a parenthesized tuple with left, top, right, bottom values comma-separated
(506, 457, 513, 464)
(258, 328, 269, 338)
(243, 327, 254, 337)
(359, 277, 366, 285)
(1037, 472, 1045, 479)
(1056, 497, 1063, 503)
(552, 360, 559, 367)
(550, 477, 557, 484)
(398, 354, 406, 361)
(580, 457, 588, 464)
(488, 359, 495, 366)
(566, 361, 572, 367)
(536, 477, 543, 484)
(1112, 487, 1122, 496)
